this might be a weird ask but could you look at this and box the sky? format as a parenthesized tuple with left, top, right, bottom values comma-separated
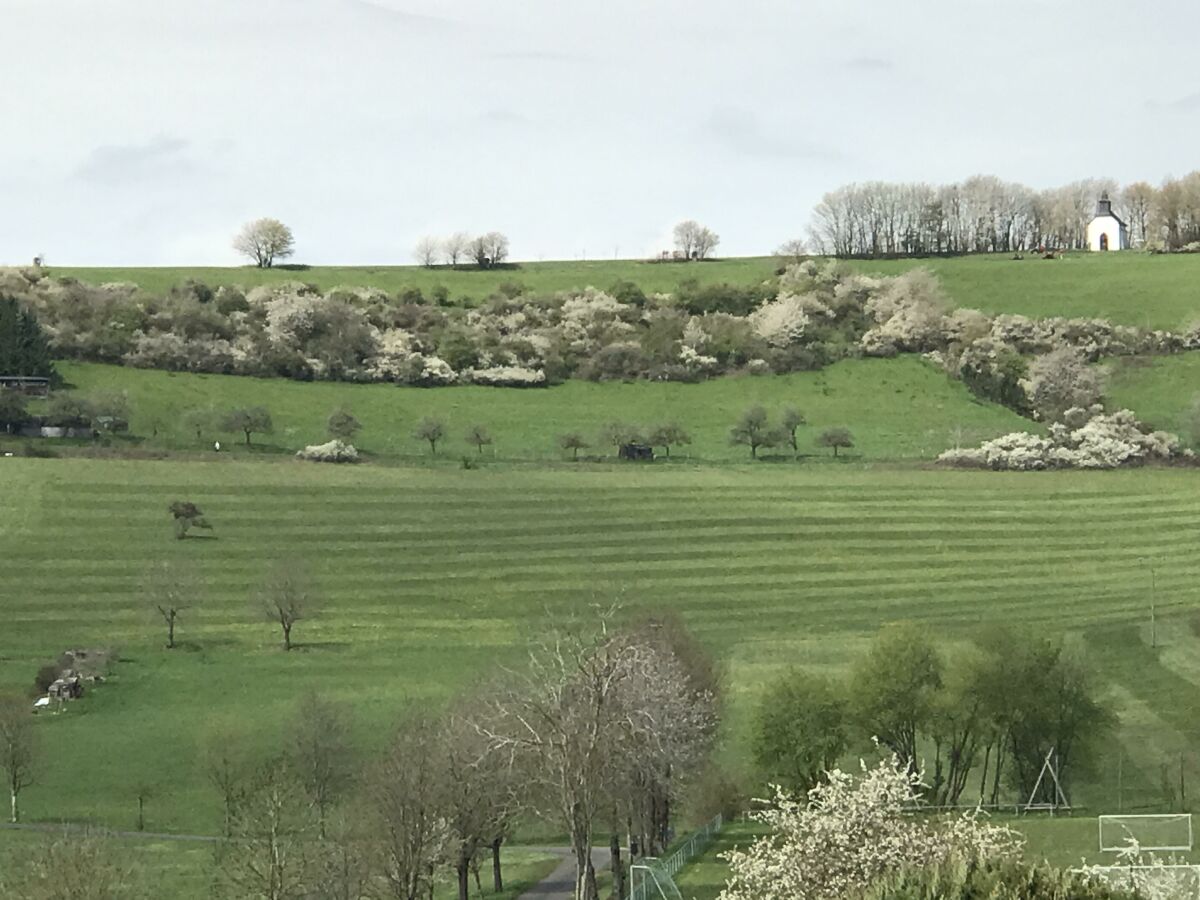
(2, 0, 1199, 266)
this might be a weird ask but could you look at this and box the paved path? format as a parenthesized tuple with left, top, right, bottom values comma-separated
(521, 846, 612, 900)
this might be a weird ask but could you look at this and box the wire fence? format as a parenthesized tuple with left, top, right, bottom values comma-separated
(629, 814, 724, 900)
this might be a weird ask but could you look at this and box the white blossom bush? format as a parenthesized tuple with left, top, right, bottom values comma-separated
(749, 293, 812, 348)
(718, 757, 1020, 900)
(407, 355, 458, 386)
(939, 409, 1188, 470)
(464, 366, 546, 387)
(679, 344, 720, 373)
(861, 270, 950, 356)
(1081, 842, 1197, 900)
(295, 440, 359, 463)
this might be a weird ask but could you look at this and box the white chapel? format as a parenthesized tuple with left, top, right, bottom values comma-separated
(1086, 192, 1129, 251)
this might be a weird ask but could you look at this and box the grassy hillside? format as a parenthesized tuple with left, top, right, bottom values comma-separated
(51, 252, 1200, 330)
(51, 357, 1031, 462)
(1108, 354, 1200, 439)
(4, 459, 1200, 836)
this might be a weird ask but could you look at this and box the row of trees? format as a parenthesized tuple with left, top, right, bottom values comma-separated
(0, 613, 719, 900)
(414, 232, 512, 270)
(751, 623, 1109, 808)
(809, 173, 1200, 257)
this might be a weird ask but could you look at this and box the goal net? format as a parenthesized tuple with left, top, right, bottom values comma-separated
(1099, 814, 1194, 852)
(629, 859, 684, 900)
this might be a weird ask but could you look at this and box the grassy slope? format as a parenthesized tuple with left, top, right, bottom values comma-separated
(52, 357, 1030, 462)
(1108, 353, 1200, 438)
(53, 252, 1200, 329)
(4, 460, 1200, 837)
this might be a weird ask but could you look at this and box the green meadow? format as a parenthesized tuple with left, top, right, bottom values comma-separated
(3, 459, 1200, 840)
(53, 251, 1200, 329)
(50, 356, 1030, 463)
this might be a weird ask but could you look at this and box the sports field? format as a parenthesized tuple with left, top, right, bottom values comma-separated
(49, 251, 1200, 329)
(3, 459, 1200, 837)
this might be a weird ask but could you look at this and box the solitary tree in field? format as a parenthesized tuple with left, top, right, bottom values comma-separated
(143, 560, 201, 649)
(597, 421, 642, 456)
(258, 561, 317, 651)
(0, 694, 38, 823)
(816, 427, 854, 458)
(413, 416, 446, 455)
(729, 406, 774, 459)
(326, 408, 362, 442)
(233, 218, 295, 268)
(780, 407, 806, 458)
(464, 424, 493, 455)
(469, 232, 510, 268)
(221, 406, 274, 447)
(559, 432, 588, 461)
(414, 236, 441, 269)
(775, 238, 808, 264)
(168, 500, 212, 540)
(647, 423, 691, 458)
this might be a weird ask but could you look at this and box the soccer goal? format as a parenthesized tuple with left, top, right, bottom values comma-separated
(1098, 814, 1194, 853)
(629, 858, 684, 900)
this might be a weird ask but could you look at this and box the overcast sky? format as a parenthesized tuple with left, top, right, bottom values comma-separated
(2, 0, 1198, 266)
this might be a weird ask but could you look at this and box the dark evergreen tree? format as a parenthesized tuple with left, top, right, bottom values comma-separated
(0, 296, 56, 382)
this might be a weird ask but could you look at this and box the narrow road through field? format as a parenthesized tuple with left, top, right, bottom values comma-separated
(521, 847, 612, 900)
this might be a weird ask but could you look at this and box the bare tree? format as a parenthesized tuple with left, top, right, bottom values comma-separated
(473, 614, 716, 900)
(327, 408, 362, 442)
(468, 232, 510, 268)
(464, 424, 493, 456)
(213, 755, 316, 900)
(443, 232, 472, 267)
(202, 720, 254, 837)
(816, 426, 855, 458)
(258, 561, 317, 651)
(0, 694, 38, 823)
(288, 692, 355, 839)
(558, 432, 589, 461)
(1120, 182, 1157, 246)
(672, 220, 720, 259)
(143, 560, 200, 649)
(233, 218, 296, 268)
(774, 238, 808, 264)
(221, 406, 274, 447)
(597, 421, 642, 456)
(414, 236, 441, 269)
(412, 417, 446, 455)
(367, 714, 449, 900)
(1, 828, 146, 899)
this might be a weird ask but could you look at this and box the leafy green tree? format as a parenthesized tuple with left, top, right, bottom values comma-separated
(0, 389, 29, 434)
(221, 407, 274, 446)
(752, 670, 848, 795)
(816, 426, 854, 458)
(849, 623, 942, 772)
(647, 423, 692, 458)
(326, 408, 361, 441)
(780, 407, 806, 457)
(464, 423, 493, 455)
(0, 295, 56, 382)
(729, 406, 774, 459)
(232, 218, 295, 268)
(413, 417, 446, 455)
(559, 432, 588, 461)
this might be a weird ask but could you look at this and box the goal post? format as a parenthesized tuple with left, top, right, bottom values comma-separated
(1098, 814, 1194, 852)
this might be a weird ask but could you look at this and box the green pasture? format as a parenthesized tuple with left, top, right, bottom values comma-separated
(51, 252, 1200, 330)
(49, 356, 1030, 462)
(1108, 353, 1200, 438)
(3, 460, 1200, 837)
(48, 257, 780, 300)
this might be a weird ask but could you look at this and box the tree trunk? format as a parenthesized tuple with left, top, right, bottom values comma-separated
(137, 794, 145, 831)
(610, 833, 625, 900)
(491, 837, 503, 892)
(282, 622, 292, 651)
(456, 856, 470, 900)
(167, 613, 175, 649)
(833, 445, 839, 458)
(244, 429, 252, 446)
(10, 787, 17, 824)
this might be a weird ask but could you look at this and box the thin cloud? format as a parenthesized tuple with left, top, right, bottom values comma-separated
(72, 137, 198, 186)
(700, 107, 846, 163)
(344, 0, 459, 31)
(845, 56, 894, 71)
(1166, 91, 1200, 111)
(487, 49, 591, 63)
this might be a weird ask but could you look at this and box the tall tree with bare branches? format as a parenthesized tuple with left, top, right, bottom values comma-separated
(0, 695, 38, 824)
(258, 561, 318, 651)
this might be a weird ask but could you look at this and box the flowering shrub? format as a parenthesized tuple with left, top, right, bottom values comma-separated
(718, 757, 1020, 900)
(749, 293, 812, 348)
(938, 409, 1188, 470)
(295, 440, 359, 463)
(465, 366, 546, 387)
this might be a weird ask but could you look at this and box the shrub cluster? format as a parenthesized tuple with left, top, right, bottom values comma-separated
(295, 440, 359, 463)
(939, 407, 1188, 470)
